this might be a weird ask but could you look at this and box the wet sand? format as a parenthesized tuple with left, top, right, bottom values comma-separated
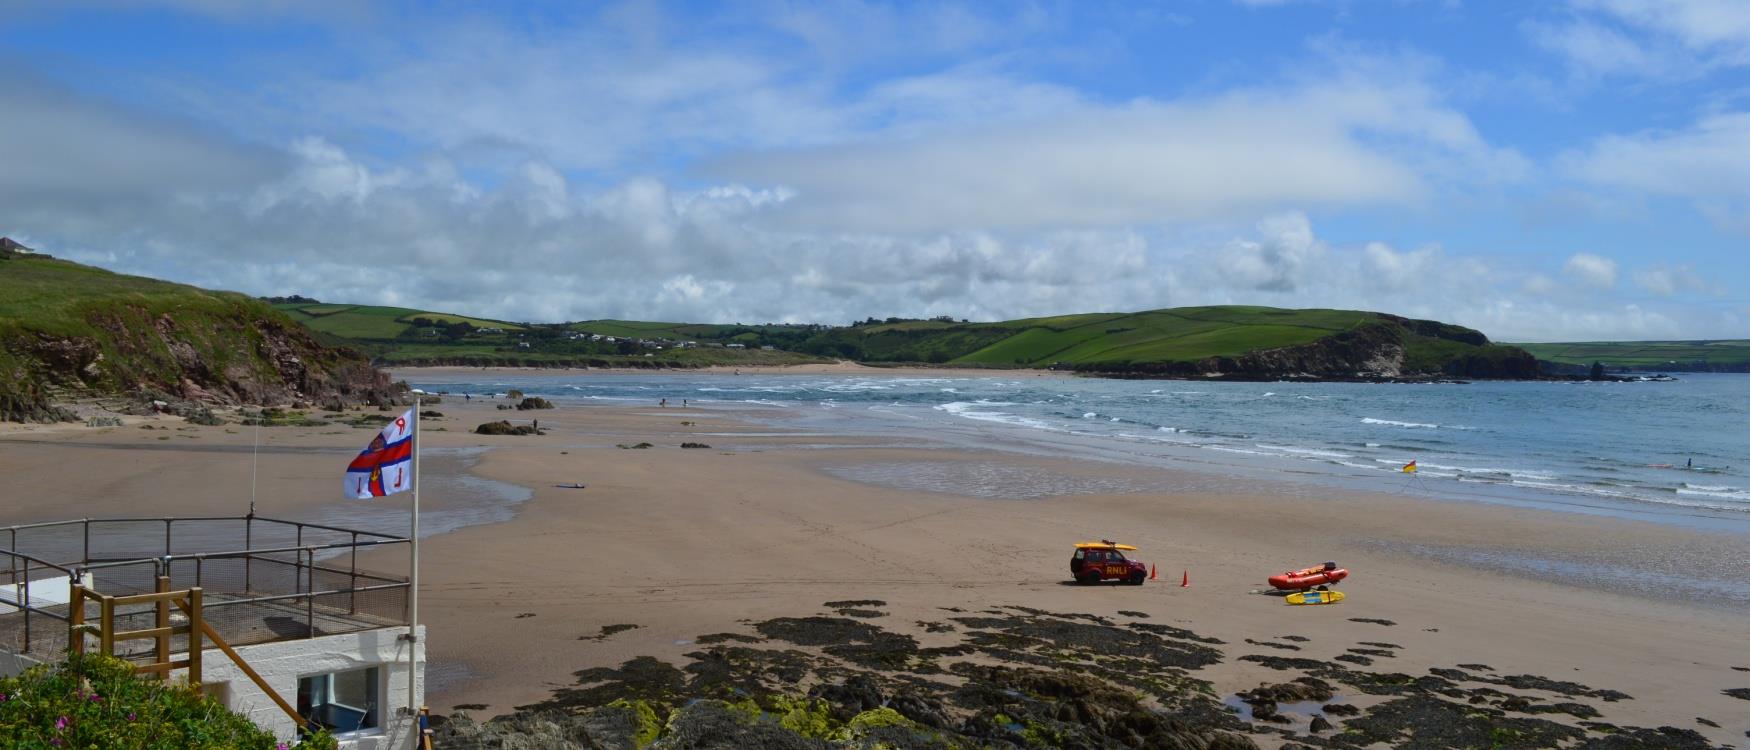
(3, 394, 1746, 746)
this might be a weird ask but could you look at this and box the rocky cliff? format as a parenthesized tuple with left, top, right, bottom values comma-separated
(0, 250, 399, 422)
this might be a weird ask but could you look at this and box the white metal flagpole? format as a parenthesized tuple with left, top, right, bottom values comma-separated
(407, 397, 421, 720)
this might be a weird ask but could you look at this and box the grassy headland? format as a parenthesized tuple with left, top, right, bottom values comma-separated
(0, 246, 392, 422)
(276, 298, 1538, 380)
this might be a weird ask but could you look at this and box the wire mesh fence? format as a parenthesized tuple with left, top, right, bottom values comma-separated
(0, 517, 410, 660)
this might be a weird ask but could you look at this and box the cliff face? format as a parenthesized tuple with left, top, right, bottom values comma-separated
(1075, 318, 1540, 380)
(0, 254, 398, 422)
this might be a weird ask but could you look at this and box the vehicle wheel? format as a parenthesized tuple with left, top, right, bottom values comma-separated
(1316, 585, 1330, 591)
(1127, 572, 1146, 586)
(1080, 572, 1102, 586)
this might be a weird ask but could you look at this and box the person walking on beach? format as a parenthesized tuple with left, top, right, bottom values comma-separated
(660, 398, 667, 407)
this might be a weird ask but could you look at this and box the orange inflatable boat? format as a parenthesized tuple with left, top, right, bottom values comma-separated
(1268, 562, 1348, 591)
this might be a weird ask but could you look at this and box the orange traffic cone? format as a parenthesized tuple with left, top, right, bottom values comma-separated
(1181, 570, 1189, 587)
(1149, 564, 1157, 581)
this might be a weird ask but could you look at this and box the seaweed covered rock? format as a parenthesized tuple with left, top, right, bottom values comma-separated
(475, 420, 542, 436)
(515, 397, 554, 410)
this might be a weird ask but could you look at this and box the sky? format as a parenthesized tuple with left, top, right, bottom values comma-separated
(2, 0, 1748, 342)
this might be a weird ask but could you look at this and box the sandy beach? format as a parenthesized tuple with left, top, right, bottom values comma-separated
(2, 382, 1746, 747)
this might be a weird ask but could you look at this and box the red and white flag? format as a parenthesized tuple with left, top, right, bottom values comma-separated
(345, 409, 415, 499)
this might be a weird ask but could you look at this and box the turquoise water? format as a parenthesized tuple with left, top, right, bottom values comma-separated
(409, 372, 1750, 532)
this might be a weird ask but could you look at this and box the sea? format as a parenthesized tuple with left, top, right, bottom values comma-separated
(407, 371, 1750, 535)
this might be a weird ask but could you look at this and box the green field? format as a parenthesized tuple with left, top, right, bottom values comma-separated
(1512, 340, 1750, 371)
(948, 307, 1372, 366)
(274, 302, 526, 340)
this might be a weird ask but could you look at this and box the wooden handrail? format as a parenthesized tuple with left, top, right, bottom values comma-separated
(72, 583, 308, 731)
(196, 619, 307, 729)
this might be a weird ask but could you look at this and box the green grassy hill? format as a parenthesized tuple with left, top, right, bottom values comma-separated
(0, 248, 392, 422)
(274, 301, 527, 339)
(287, 301, 1535, 379)
(784, 306, 1533, 378)
(1512, 340, 1750, 372)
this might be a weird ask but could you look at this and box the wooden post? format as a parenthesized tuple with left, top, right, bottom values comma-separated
(153, 576, 170, 681)
(98, 595, 115, 656)
(186, 587, 202, 688)
(68, 584, 85, 656)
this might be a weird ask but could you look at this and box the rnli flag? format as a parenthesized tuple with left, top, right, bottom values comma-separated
(345, 408, 415, 499)
(1402, 460, 1418, 474)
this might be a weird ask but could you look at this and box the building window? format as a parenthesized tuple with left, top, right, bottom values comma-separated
(297, 667, 380, 734)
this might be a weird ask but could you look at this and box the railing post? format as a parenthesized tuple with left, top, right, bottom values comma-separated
(305, 548, 316, 638)
(21, 558, 30, 654)
(98, 595, 115, 656)
(82, 520, 90, 564)
(186, 587, 202, 689)
(154, 576, 170, 681)
(68, 581, 85, 656)
(349, 532, 359, 615)
(243, 517, 252, 594)
(164, 518, 172, 557)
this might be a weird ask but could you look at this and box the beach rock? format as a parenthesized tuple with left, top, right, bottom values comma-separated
(1321, 703, 1359, 716)
(476, 420, 541, 436)
(515, 397, 554, 410)
(1309, 715, 1332, 733)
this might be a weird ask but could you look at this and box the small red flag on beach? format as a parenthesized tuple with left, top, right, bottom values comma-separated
(1402, 460, 1418, 474)
(345, 408, 416, 499)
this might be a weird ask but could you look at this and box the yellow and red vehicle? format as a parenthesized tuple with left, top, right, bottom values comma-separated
(1070, 541, 1148, 585)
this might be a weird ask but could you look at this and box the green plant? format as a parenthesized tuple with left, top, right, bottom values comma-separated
(0, 654, 336, 749)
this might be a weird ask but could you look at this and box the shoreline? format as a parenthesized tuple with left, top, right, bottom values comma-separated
(5, 395, 1747, 746)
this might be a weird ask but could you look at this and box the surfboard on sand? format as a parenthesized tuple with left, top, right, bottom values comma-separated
(1285, 590, 1346, 605)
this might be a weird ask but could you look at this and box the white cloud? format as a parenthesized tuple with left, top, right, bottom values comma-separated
(1563, 253, 1619, 288)
(1562, 112, 1750, 232)
(714, 73, 1525, 232)
(1531, 0, 1750, 77)
(1632, 264, 1715, 296)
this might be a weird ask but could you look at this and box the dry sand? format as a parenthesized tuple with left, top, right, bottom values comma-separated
(3, 394, 1746, 746)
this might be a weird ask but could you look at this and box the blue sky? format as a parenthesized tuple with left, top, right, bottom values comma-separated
(2, 0, 1747, 340)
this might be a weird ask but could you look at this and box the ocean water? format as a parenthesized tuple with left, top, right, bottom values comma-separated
(408, 372, 1750, 532)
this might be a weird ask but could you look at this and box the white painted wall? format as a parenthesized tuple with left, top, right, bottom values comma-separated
(194, 625, 425, 750)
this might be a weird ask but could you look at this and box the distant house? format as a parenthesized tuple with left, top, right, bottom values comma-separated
(478, 327, 505, 334)
(760, 345, 775, 351)
(726, 343, 746, 349)
(516, 341, 530, 349)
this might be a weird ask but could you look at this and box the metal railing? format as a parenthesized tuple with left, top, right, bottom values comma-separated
(0, 516, 411, 660)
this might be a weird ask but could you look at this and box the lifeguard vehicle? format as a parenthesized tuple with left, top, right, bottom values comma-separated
(1070, 541, 1148, 585)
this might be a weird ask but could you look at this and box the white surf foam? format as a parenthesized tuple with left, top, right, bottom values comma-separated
(1362, 417, 1439, 429)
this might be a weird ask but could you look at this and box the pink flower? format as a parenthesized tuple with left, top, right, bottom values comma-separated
(55, 715, 68, 730)
(277, 743, 289, 750)
(87, 693, 102, 702)
(128, 712, 137, 722)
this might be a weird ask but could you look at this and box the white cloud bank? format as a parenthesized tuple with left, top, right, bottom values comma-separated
(0, 5, 1740, 343)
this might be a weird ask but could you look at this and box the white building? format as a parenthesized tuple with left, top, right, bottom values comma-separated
(0, 517, 426, 750)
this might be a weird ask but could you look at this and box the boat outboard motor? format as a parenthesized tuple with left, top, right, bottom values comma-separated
(1322, 561, 1337, 571)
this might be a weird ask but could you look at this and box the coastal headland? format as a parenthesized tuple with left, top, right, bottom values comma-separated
(1, 370, 1745, 748)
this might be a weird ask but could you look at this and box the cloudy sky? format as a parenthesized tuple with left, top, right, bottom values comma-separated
(2, 1, 1747, 341)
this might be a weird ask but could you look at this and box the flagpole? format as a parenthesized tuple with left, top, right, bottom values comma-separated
(408, 396, 421, 722)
